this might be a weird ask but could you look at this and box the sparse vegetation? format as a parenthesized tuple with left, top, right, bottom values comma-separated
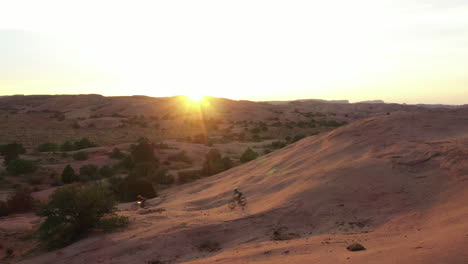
(37, 184, 126, 249)
(201, 149, 232, 176)
(6, 188, 35, 214)
(167, 151, 192, 164)
(61, 165, 78, 184)
(6, 159, 38, 175)
(79, 164, 99, 181)
(36, 142, 59, 152)
(240, 148, 258, 163)
(60, 138, 97, 152)
(109, 147, 125, 159)
(0, 142, 26, 165)
(72, 151, 88, 161)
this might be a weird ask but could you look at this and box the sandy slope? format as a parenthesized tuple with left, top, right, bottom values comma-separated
(16, 108, 468, 264)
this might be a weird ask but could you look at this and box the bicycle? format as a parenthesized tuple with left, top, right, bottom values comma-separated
(228, 196, 247, 209)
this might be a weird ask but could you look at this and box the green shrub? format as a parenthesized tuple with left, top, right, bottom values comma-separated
(60, 138, 97, 152)
(149, 168, 173, 185)
(61, 165, 78, 184)
(270, 141, 287, 149)
(72, 151, 88, 161)
(74, 138, 97, 150)
(133, 162, 158, 178)
(292, 135, 306, 143)
(60, 141, 74, 151)
(7, 188, 35, 214)
(177, 169, 202, 184)
(36, 142, 58, 152)
(108, 176, 156, 202)
(99, 165, 114, 178)
(240, 148, 259, 163)
(167, 151, 192, 164)
(251, 134, 261, 142)
(116, 154, 134, 170)
(109, 148, 125, 159)
(131, 138, 158, 164)
(0, 201, 8, 216)
(201, 149, 232, 176)
(79, 164, 99, 181)
(37, 184, 118, 249)
(6, 159, 38, 175)
(0, 142, 26, 165)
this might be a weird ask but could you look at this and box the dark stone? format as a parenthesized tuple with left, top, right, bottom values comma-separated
(347, 243, 366, 251)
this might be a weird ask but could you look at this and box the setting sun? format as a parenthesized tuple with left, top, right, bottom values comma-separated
(185, 93, 205, 103)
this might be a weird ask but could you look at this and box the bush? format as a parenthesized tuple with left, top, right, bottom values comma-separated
(27, 175, 43, 185)
(6, 159, 38, 175)
(60, 138, 97, 152)
(131, 138, 158, 165)
(7, 188, 35, 214)
(60, 141, 74, 152)
(37, 184, 119, 249)
(72, 151, 88, 161)
(167, 151, 192, 164)
(116, 154, 134, 170)
(177, 169, 202, 184)
(292, 135, 306, 143)
(149, 168, 173, 185)
(108, 176, 156, 202)
(79, 164, 99, 181)
(74, 138, 97, 150)
(0, 201, 8, 216)
(133, 162, 158, 179)
(240, 148, 258, 163)
(201, 149, 232, 176)
(36, 142, 58, 152)
(251, 134, 261, 142)
(0, 142, 26, 165)
(109, 148, 125, 159)
(61, 165, 78, 184)
(270, 141, 287, 149)
(99, 165, 114, 178)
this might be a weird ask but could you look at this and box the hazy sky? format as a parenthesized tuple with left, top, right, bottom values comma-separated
(1, 0, 467, 104)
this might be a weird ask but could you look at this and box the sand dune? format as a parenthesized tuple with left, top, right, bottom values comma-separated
(16, 107, 468, 264)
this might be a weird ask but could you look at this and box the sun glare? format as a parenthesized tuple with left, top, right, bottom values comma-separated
(185, 93, 205, 103)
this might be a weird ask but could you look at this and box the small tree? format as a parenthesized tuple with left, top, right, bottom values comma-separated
(79, 164, 99, 181)
(131, 138, 157, 164)
(36, 142, 58, 152)
(74, 137, 97, 150)
(240, 148, 258, 163)
(60, 141, 74, 152)
(37, 184, 126, 249)
(201, 149, 232, 176)
(7, 188, 35, 214)
(99, 165, 114, 178)
(6, 159, 38, 175)
(0, 142, 26, 165)
(72, 151, 88, 161)
(61, 165, 78, 184)
(109, 148, 125, 159)
(108, 175, 156, 202)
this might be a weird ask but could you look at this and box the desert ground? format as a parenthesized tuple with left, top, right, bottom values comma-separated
(0, 95, 467, 263)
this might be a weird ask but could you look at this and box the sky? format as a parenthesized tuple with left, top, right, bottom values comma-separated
(0, 0, 467, 104)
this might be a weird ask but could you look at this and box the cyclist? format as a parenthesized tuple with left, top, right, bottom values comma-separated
(136, 194, 147, 208)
